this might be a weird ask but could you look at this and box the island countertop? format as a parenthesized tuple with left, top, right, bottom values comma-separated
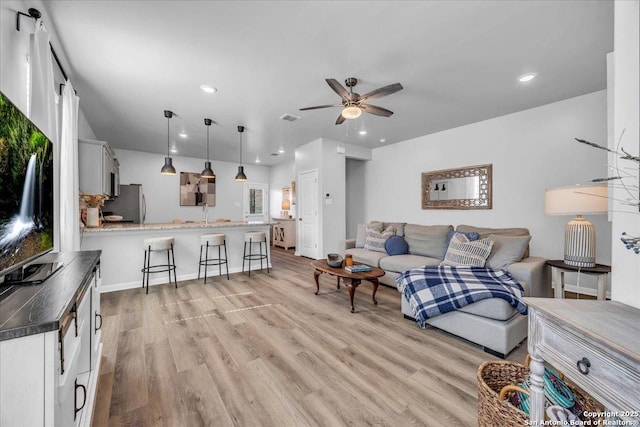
(82, 220, 276, 233)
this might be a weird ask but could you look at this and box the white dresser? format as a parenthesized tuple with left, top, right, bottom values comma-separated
(272, 218, 296, 250)
(526, 298, 640, 424)
(0, 251, 103, 427)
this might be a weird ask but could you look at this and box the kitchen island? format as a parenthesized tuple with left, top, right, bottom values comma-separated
(80, 221, 273, 292)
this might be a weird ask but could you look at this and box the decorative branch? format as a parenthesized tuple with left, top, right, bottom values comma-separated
(574, 137, 617, 154)
(575, 130, 639, 254)
(620, 147, 640, 163)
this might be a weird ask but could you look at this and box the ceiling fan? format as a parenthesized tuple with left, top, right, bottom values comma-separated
(300, 77, 403, 125)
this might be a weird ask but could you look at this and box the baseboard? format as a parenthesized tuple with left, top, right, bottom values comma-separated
(99, 263, 273, 293)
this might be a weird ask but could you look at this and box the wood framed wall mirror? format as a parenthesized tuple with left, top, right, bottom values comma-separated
(421, 164, 492, 210)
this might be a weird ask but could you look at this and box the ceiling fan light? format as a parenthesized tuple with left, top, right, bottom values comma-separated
(235, 165, 247, 181)
(341, 105, 362, 119)
(201, 161, 215, 179)
(161, 157, 176, 175)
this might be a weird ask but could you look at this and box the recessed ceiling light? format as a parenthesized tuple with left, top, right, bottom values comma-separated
(170, 148, 177, 153)
(200, 84, 217, 93)
(518, 73, 537, 82)
(278, 147, 285, 153)
(358, 130, 367, 135)
(178, 132, 187, 138)
(255, 157, 261, 163)
(380, 138, 386, 143)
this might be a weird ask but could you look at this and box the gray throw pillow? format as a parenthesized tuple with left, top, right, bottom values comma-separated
(486, 234, 532, 270)
(404, 224, 454, 260)
(441, 233, 494, 267)
(384, 222, 406, 237)
(364, 226, 395, 253)
(355, 222, 383, 248)
(456, 225, 531, 258)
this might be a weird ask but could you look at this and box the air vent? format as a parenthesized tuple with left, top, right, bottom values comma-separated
(280, 113, 301, 122)
(270, 152, 280, 156)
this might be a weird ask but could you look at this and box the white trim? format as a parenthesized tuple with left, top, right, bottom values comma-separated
(99, 264, 272, 293)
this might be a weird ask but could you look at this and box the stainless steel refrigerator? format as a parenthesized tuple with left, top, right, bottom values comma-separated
(103, 184, 146, 223)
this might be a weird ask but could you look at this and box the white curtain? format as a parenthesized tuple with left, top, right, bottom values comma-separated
(30, 18, 62, 251)
(60, 82, 80, 252)
(29, 19, 58, 142)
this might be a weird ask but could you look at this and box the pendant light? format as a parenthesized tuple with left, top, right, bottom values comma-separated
(160, 110, 176, 175)
(234, 125, 247, 181)
(201, 118, 215, 179)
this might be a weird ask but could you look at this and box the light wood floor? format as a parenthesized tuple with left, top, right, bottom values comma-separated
(93, 248, 527, 426)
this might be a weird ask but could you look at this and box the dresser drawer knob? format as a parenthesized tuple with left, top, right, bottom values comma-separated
(577, 357, 591, 375)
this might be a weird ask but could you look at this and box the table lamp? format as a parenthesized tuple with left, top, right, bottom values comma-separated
(281, 199, 291, 219)
(544, 184, 608, 267)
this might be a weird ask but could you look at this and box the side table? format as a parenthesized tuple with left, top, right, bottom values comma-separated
(526, 298, 640, 425)
(546, 259, 611, 300)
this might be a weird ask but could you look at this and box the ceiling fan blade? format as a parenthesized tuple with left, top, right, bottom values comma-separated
(326, 78, 350, 101)
(359, 83, 403, 102)
(299, 104, 342, 111)
(335, 113, 346, 125)
(361, 104, 394, 117)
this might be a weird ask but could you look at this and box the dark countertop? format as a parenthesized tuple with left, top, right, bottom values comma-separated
(0, 251, 101, 341)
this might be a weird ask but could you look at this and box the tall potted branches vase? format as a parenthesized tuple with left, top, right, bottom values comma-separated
(575, 133, 640, 253)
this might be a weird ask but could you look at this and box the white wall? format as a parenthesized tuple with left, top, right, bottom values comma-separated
(269, 158, 296, 219)
(115, 149, 270, 224)
(346, 158, 366, 238)
(321, 138, 347, 256)
(362, 91, 611, 293)
(611, 0, 640, 308)
(1, 0, 30, 113)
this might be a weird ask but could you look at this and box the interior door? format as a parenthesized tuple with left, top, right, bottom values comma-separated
(298, 169, 319, 259)
(243, 182, 269, 223)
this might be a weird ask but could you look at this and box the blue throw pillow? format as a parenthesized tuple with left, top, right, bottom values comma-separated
(385, 235, 409, 255)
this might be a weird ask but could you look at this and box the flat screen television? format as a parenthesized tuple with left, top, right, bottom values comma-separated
(0, 91, 54, 282)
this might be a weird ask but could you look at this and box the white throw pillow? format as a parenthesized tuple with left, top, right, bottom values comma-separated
(364, 225, 395, 253)
(441, 233, 494, 267)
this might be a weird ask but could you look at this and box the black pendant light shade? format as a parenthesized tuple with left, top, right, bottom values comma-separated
(201, 118, 215, 179)
(160, 110, 176, 175)
(234, 125, 247, 181)
(161, 157, 176, 175)
(235, 165, 247, 181)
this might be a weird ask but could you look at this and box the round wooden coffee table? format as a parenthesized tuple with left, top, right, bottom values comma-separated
(310, 259, 385, 313)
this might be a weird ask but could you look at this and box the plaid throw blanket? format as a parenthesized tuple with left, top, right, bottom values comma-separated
(396, 265, 527, 328)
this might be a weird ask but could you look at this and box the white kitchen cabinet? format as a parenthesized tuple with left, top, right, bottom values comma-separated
(272, 218, 296, 250)
(0, 252, 102, 427)
(79, 138, 119, 197)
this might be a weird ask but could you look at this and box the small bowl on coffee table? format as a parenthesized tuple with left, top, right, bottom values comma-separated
(326, 253, 344, 268)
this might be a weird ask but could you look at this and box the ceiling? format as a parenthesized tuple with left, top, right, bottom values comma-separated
(41, 1, 613, 166)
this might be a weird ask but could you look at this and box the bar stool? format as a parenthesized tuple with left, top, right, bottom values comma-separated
(198, 233, 229, 283)
(141, 236, 177, 294)
(242, 231, 270, 276)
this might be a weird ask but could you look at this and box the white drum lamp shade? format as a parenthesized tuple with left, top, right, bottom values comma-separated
(544, 184, 608, 268)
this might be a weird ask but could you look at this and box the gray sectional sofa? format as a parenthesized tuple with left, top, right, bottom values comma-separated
(343, 222, 548, 358)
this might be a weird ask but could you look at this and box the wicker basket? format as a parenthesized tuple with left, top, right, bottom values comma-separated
(477, 360, 602, 427)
